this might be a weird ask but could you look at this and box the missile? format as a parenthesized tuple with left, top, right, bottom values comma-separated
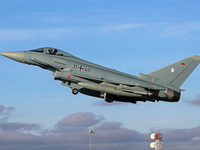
(78, 82, 143, 98)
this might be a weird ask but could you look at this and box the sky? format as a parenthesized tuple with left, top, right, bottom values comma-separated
(0, 0, 200, 150)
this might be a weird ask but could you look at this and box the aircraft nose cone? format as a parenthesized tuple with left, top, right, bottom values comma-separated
(0, 51, 25, 63)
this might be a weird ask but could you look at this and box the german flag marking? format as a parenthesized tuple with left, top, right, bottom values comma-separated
(181, 63, 185, 66)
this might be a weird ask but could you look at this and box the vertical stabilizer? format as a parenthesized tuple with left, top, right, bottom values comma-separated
(147, 55, 200, 87)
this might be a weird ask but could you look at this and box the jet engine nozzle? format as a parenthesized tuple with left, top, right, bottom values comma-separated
(166, 88, 180, 102)
(0, 51, 25, 63)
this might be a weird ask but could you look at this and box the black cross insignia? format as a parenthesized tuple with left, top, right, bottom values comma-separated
(78, 66, 84, 71)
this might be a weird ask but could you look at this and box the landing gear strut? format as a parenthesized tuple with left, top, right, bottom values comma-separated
(72, 88, 79, 95)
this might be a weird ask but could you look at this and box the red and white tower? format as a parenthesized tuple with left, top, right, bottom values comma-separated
(150, 131, 163, 150)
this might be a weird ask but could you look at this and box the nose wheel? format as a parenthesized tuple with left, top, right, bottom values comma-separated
(72, 88, 79, 95)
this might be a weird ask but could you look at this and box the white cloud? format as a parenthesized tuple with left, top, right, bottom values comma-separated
(102, 23, 145, 33)
(0, 28, 76, 40)
(0, 24, 144, 41)
(161, 22, 200, 38)
(2, 22, 200, 41)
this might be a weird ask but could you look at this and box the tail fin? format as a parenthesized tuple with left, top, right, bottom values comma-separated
(147, 55, 200, 87)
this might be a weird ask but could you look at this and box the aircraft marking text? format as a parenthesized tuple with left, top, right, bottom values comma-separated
(73, 64, 91, 72)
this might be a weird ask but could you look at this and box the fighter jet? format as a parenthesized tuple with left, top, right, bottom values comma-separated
(1, 47, 200, 104)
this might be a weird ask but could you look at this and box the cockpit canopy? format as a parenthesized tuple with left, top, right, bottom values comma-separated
(30, 47, 74, 57)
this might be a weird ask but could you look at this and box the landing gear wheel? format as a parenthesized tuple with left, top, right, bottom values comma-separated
(104, 93, 114, 103)
(72, 88, 78, 95)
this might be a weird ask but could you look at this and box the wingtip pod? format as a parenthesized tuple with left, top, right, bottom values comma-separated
(189, 55, 200, 61)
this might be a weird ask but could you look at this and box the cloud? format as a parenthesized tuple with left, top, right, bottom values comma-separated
(0, 105, 41, 133)
(102, 23, 145, 33)
(0, 131, 39, 144)
(162, 126, 200, 142)
(0, 23, 145, 41)
(161, 22, 200, 38)
(147, 119, 184, 124)
(0, 122, 41, 132)
(187, 94, 200, 106)
(0, 28, 76, 40)
(0, 105, 14, 121)
(55, 112, 104, 128)
(0, 105, 14, 115)
(1, 104, 200, 150)
(3, 22, 200, 41)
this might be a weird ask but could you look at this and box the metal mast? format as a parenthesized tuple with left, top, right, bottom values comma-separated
(88, 130, 94, 150)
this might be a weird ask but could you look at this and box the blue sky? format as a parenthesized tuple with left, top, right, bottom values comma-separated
(1, 0, 200, 150)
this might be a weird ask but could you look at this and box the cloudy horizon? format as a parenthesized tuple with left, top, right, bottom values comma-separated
(0, 103, 200, 150)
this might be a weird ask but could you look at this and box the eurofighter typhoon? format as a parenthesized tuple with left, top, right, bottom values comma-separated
(1, 47, 200, 104)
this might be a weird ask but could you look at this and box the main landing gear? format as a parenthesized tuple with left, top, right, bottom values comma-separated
(72, 88, 79, 95)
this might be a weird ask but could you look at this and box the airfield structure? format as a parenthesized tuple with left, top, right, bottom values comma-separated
(150, 131, 163, 150)
(88, 130, 94, 150)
